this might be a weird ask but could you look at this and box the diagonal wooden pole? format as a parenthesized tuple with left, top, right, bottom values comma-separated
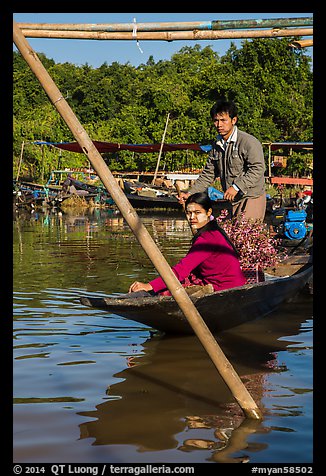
(152, 112, 170, 185)
(13, 20, 262, 420)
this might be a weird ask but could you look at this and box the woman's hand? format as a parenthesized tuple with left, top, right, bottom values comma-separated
(129, 281, 153, 293)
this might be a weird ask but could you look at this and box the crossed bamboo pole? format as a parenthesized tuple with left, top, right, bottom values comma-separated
(17, 17, 312, 32)
(17, 27, 313, 41)
(289, 39, 313, 48)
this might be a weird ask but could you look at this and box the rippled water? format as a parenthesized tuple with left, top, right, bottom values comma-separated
(13, 208, 313, 463)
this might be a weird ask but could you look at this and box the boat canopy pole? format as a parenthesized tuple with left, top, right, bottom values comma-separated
(17, 17, 313, 32)
(152, 113, 170, 185)
(18, 27, 313, 41)
(13, 20, 262, 421)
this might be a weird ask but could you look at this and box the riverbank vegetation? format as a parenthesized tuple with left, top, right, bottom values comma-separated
(13, 37, 313, 182)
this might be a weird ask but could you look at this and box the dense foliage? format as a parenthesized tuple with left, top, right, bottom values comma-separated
(13, 38, 313, 182)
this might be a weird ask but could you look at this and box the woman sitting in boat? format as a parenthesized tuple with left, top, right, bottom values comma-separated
(128, 192, 246, 296)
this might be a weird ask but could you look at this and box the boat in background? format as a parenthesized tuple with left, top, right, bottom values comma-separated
(60, 173, 230, 212)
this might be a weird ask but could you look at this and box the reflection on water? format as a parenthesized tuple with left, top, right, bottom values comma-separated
(13, 208, 313, 463)
(77, 303, 310, 462)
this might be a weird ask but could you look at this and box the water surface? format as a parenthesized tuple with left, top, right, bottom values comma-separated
(13, 208, 313, 463)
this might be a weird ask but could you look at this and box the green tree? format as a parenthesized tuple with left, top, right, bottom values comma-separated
(13, 39, 313, 181)
(221, 38, 313, 142)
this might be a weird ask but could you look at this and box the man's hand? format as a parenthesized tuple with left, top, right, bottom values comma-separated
(224, 186, 238, 201)
(177, 191, 190, 205)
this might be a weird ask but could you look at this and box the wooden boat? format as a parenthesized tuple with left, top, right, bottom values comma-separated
(61, 175, 180, 209)
(59, 174, 232, 211)
(124, 191, 181, 209)
(52, 171, 232, 212)
(124, 183, 232, 212)
(80, 255, 313, 335)
(13, 180, 65, 208)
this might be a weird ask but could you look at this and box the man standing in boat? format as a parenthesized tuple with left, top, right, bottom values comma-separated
(179, 99, 266, 221)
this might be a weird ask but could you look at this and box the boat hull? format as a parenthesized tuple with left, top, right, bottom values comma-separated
(125, 193, 181, 209)
(80, 262, 312, 335)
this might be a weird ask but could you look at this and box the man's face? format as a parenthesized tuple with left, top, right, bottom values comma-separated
(212, 112, 237, 140)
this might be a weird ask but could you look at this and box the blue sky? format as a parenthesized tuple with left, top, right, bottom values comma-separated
(13, 12, 313, 68)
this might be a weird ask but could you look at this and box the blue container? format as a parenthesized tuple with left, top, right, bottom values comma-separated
(207, 186, 224, 201)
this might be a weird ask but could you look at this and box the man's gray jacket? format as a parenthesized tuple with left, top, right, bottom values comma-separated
(189, 127, 266, 203)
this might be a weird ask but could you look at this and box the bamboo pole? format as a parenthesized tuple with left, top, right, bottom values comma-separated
(289, 39, 313, 48)
(17, 17, 313, 32)
(16, 140, 25, 181)
(152, 113, 170, 185)
(19, 27, 313, 41)
(41, 144, 45, 182)
(13, 20, 262, 420)
(268, 143, 272, 178)
(174, 182, 196, 236)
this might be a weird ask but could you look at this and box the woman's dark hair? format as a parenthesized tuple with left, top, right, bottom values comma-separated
(185, 192, 239, 256)
(210, 99, 238, 120)
(185, 192, 213, 212)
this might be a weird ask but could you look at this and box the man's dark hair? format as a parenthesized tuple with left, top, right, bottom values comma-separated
(210, 99, 238, 120)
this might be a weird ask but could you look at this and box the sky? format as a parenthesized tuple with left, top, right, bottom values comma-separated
(13, 12, 313, 68)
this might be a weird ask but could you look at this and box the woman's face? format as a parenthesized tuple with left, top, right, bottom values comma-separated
(185, 203, 212, 230)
